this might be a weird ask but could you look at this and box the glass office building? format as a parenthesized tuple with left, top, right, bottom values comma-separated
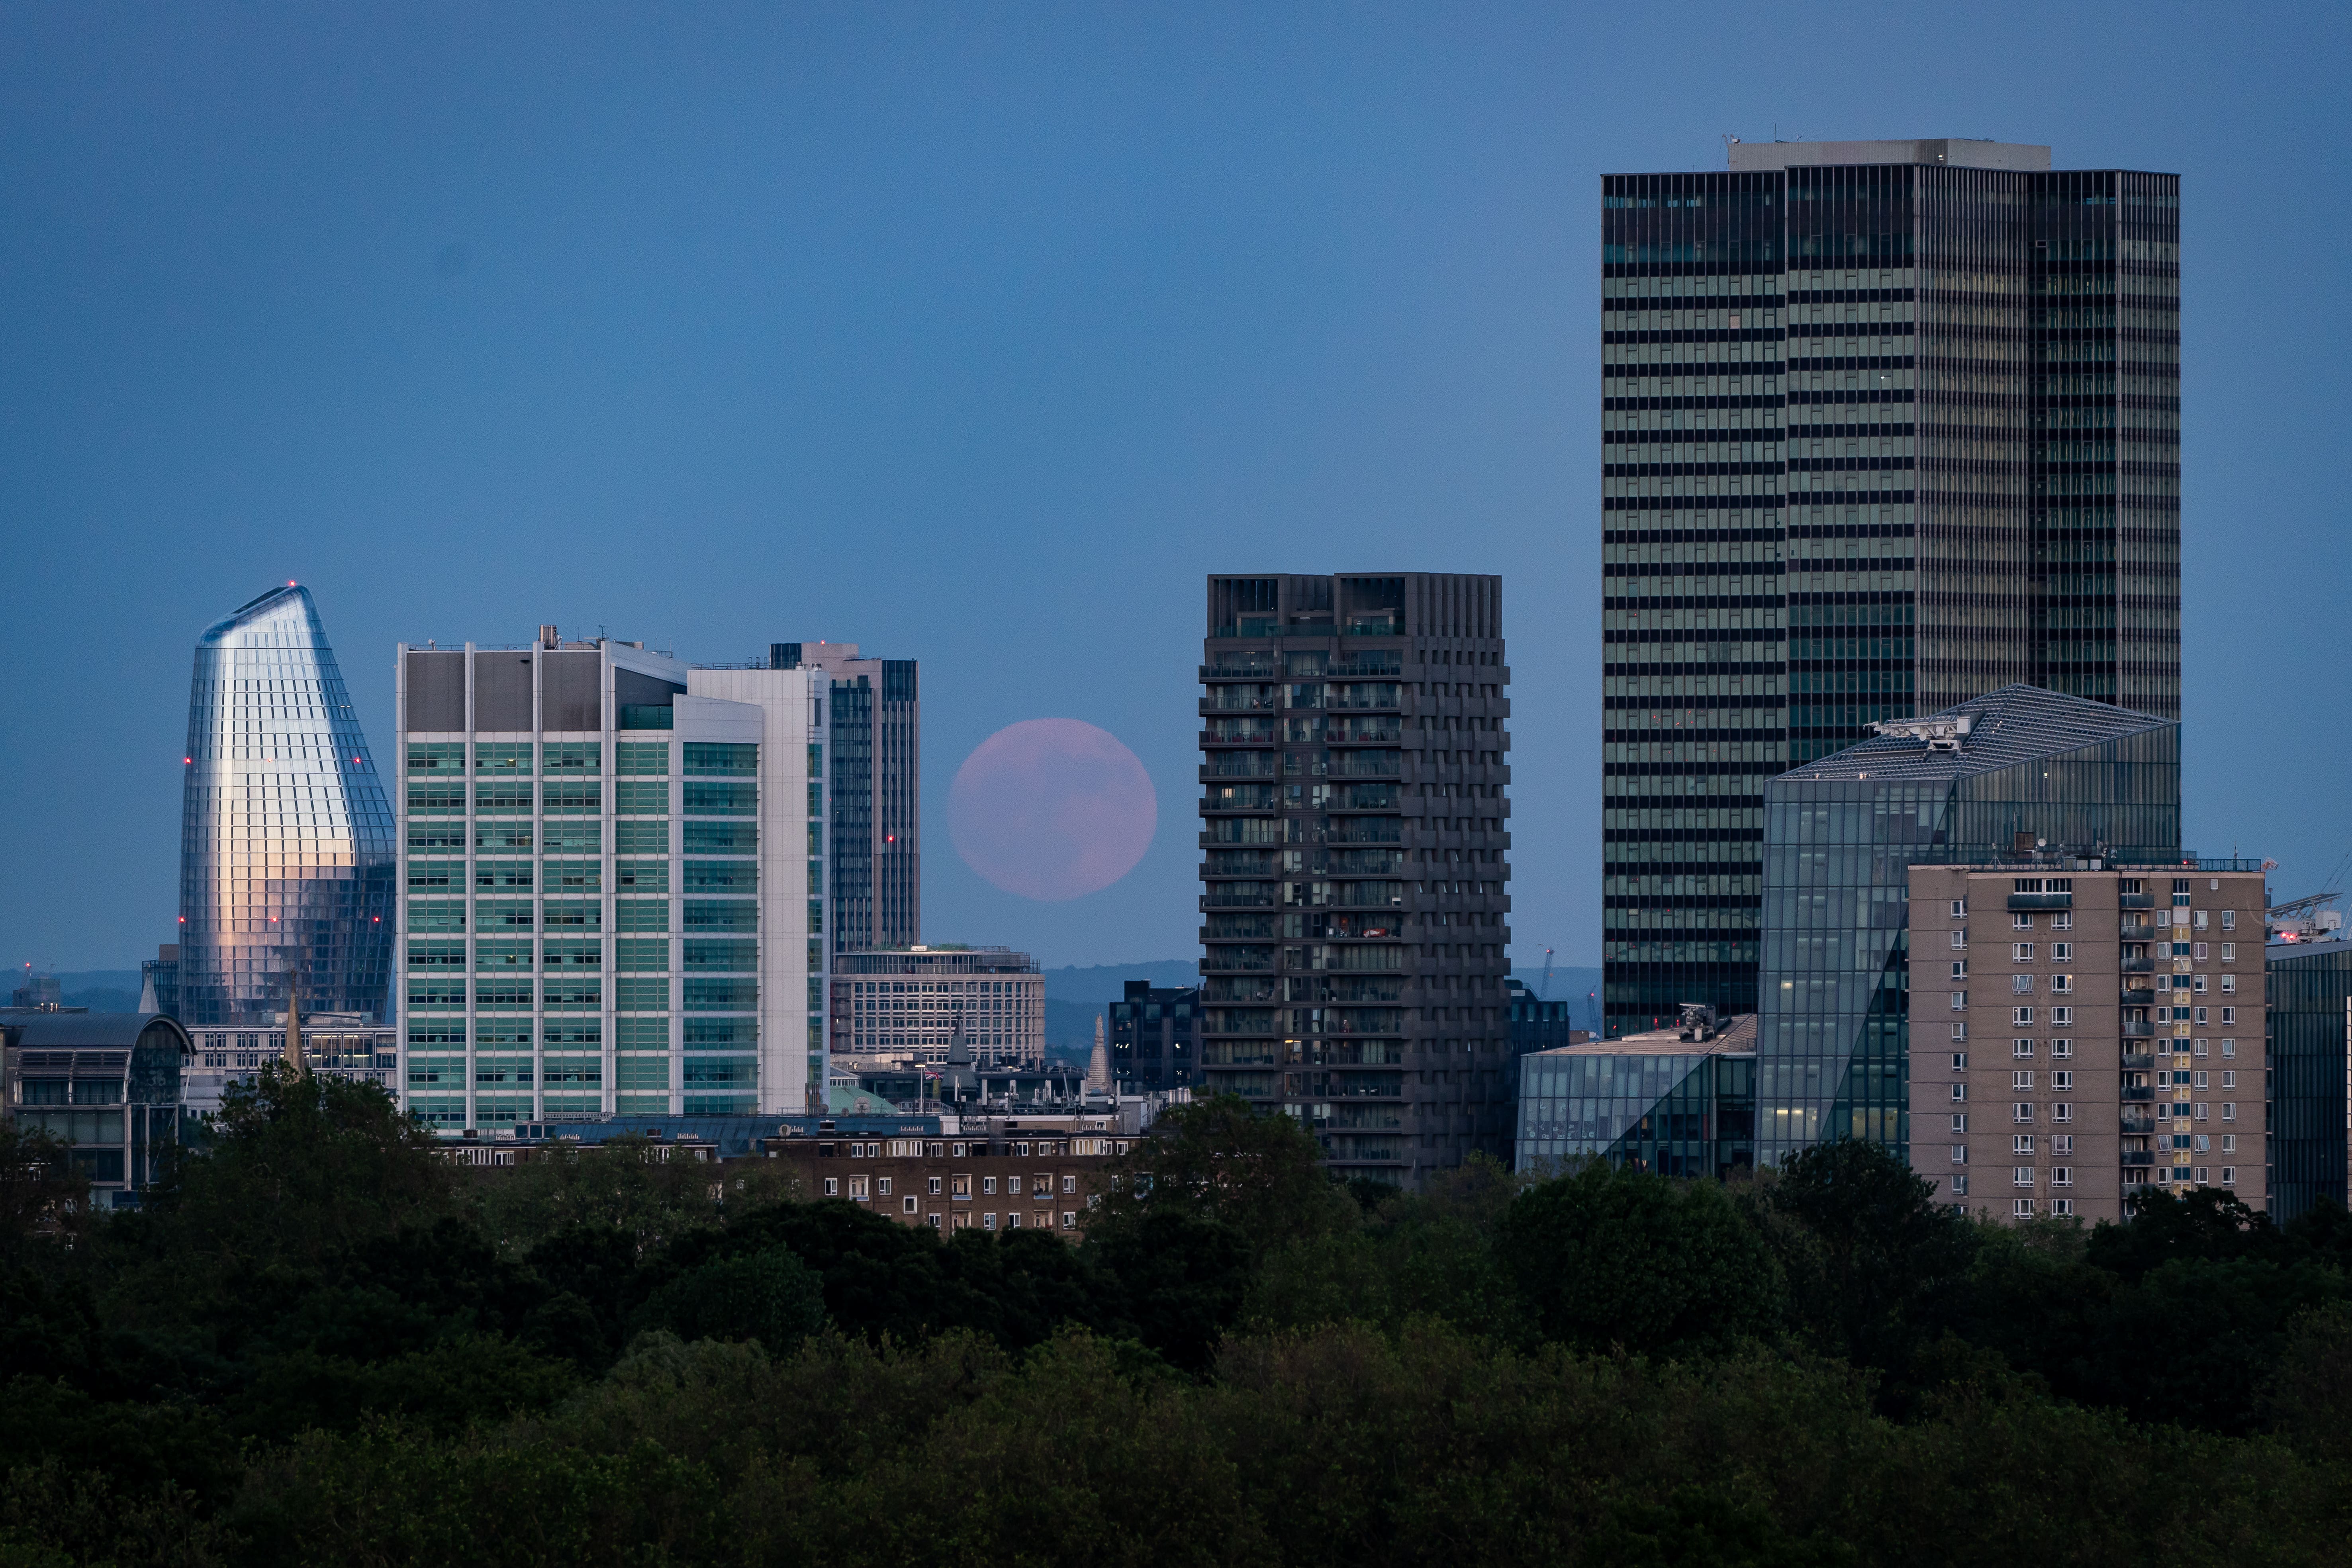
(2266, 936, 2352, 1221)
(768, 643, 920, 954)
(178, 585, 396, 1027)
(1601, 137, 2181, 1038)
(1757, 683, 2179, 1163)
(395, 632, 825, 1128)
(1515, 1014, 1757, 1178)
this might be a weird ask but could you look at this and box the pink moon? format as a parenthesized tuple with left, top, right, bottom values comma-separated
(949, 719, 1157, 902)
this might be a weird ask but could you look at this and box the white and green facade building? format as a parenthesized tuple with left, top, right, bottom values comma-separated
(394, 631, 827, 1128)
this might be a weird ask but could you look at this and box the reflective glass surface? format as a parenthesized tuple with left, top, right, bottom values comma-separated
(178, 586, 395, 1025)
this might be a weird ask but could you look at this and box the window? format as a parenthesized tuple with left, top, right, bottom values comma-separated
(2220, 974, 2235, 995)
(2012, 913, 2034, 931)
(2221, 1167, 2236, 1186)
(1951, 900, 1967, 916)
(876, 1178, 892, 1196)
(2051, 1071, 2072, 1091)
(2014, 1199, 2035, 1216)
(2221, 1008, 2235, 1026)
(1951, 1175, 1970, 1196)
(2013, 1168, 2035, 1189)
(2052, 913, 2070, 931)
(983, 1213, 997, 1231)
(2222, 1039, 2236, 1058)
(2192, 942, 2207, 961)
(1061, 1175, 1077, 1194)
(1950, 1114, 1968, 1133)
(2221, 1071, 2236, 1089)
(2051, 943, 2071, 961)
(2052, 1102, 2072, 1123)
(2221, 909, 2236, 930)
(1952, 961, 1968, 980)
(2012, 1007, 2034, 1025)
(1949, 1084, 1967, 1102)
(2221, 942, 2235, 962)
(2050, 1008, 2071, 1026)
(2012, 1134, 2035, 1155)
(2011, 1070, 2035, 1090)
(1062, 1212, 1078, 1229)
(2193, 910, 2209, 931)
(2050, 974, 2072, 994)
(2222, 1134, 2236, 1152)
(2191, 1070, 2207, 1090)
(1951, 1052, 1969, 1072)
(903, 1196, 918, 1214)
(1949, 1145, 1968, 1165)
(2222, 1102, 2235, 1121)
(2050, 1039, 2072, 1059)
(2193, 1103, 2209, 1122)
(1007, 1176, 1023, 1196)
(1950, 929, 1967, 949)
(2013, 1102, 2035, 1123)
(2052, 1135, 2073, 1155)
(823, 1177, 839, 1196)
(926, 1214, 942, 1229)
(2013, 943, 2035, 961)
(1952, 992, 1968, 1011)
(928, 1176, 943, 1195)
(982, 1176, 997, 1195)
(2012, 1039, 2035, 1059)
(1951, 1023, 1968, 1041)
(2051, 1167, 2073, 1187)
(848, 1176, 869, 1199)
(2172, 879, 2191, 906)
(952, 1173, 971, 1197)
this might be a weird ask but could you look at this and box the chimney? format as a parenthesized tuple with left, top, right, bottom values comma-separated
(539, 624, 559, 650)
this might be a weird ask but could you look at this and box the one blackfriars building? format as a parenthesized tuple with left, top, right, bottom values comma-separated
(1199, 573, 1512, 1181)
(177, 585, 396, 1027)
(1600, 137, 2181, 1037)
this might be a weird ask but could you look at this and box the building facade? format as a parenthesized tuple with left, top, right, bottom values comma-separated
(1199, 572, 1512, 1181)
(1758, 684, 2183, 1166)
(761, 1120, 1128, 1236)
(1601, 138, 2182, 1037)
(1515, 1012, 1757, 1178)
(1908, 865, 2266, 1222)
(2264, 935, 2352, 1221)
(832, 946, 1043, 1069)
(179, 585, 396, 1027)
(0, 1012, 192, 1208)
(1107, 980, 1199, 1094)
(394, 631, 825, 1130)
(770, 643, 920, 955)
(182, 1014, 397, 1116)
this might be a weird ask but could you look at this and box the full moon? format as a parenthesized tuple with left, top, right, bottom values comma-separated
(950, 719, 1157, 902)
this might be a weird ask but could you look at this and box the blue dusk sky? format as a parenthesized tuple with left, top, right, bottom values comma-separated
(2, 2, 2346, 973)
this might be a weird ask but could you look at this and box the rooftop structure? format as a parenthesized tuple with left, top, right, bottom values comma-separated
(0, 1012, 192, 1207)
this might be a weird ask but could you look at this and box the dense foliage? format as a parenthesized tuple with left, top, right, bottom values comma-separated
(2, 1076, 2349, 1565)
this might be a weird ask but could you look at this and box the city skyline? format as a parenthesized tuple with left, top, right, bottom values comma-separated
(3, 7, 2346, 977)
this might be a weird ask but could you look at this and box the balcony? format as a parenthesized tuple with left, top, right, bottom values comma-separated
(2119, 892, 2154, 909)
(1203, 691, 1281, 713)
(2120, 1116, 2156, 1135)
(1204, 890, 1277, 908)
(2008, 893, 2074, 911)
(2121, 1151, 2156, 1167)
(2120, 1053, 2155, 1070)
(2120, 988, 2155, 1005)
(2121, 956, 2154, 973)
(2121, 1021, 2155, 1038)
(1204, 756, 1281, 780)
(2122, 1085, 2154, 1101)
(2121, 920, 2155, 940)
(1201, 661, 1281, 681)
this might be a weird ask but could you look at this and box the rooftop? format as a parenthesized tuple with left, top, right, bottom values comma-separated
(1725, 138, 2051, 172)
(1773, 684, 2172, 786)
(1539, 1012, 1758, 1059)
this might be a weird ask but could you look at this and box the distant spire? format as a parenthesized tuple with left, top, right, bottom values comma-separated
(1087, 1014, 1110, 1095)
(138, 967, 159, 1014)
(283, 978, 307, 1076)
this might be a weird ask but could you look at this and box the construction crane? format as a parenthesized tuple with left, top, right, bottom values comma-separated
(2270, 847, 2352, 944)
(1537, 947, 1555, 1000)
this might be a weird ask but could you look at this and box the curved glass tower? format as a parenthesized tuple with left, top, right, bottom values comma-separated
(178, 585, 395, 1026)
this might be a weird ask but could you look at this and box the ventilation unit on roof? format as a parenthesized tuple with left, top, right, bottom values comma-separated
(1870, 714, 1972, 752)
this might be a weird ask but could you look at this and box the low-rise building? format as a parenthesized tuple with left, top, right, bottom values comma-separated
(0, 1012, 192, 1208)
(1907, 861, 2268, 1223)
(761, 1112, 1129, 1235)
(1514, 1008, 1755, 1178)
(182, 1013, 397, 1116)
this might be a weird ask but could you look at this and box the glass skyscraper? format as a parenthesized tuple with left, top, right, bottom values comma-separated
(177, 585, 395, 1027)
(767, 642, 920, 954)
(1601, 138, 2181, 1037)
(2264, 936, 2352, 1221)
(1756, 683, 2180, 1164)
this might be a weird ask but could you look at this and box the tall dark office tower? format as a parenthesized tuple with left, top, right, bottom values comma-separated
(1199, 574, 1512, 1182)
(770, 643, 920, 953)
(179, 585, 396, 1026)
(1600, 137, 2180, 1038)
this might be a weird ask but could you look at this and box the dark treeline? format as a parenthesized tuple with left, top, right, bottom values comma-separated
(4, 1075, 2352, 1566)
